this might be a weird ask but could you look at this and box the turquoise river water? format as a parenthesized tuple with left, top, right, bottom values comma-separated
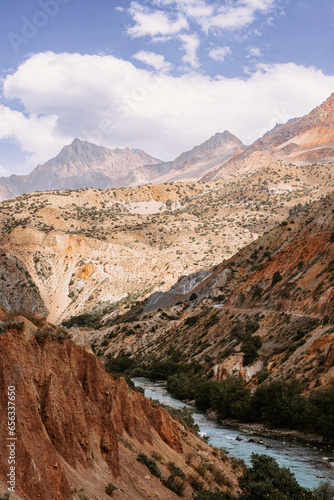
(132, 378, 334, 490)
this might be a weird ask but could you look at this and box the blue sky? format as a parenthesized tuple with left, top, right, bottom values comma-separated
(0, 0, 334, 174)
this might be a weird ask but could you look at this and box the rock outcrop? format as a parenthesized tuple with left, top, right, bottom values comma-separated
(0, 317, 238, 499)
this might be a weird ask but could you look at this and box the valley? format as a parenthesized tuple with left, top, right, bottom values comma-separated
(0, 93, 334, 500)
(0, 160, 332, 323)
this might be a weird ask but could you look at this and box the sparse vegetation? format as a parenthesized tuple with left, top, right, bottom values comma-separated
(105, 482, 118, 497)
(137, 452, 162, 478)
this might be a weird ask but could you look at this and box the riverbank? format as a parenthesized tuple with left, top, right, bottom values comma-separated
(186, 404, 331, 449)
(133, 378, 334, 488)
(216, 417, 328, 448)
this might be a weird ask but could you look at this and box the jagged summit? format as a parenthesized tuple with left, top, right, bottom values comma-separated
(0, 131, 245, 200)
(1, 93, 334, 200)
(149, 130, 246, 183)
(41, 138, 159, 172)
(203, 92, 334, 181)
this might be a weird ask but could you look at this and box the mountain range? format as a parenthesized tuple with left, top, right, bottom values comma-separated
(1, 93, 334, 201)
(0, 94, 334, 500)
(0, 131, 245, 201)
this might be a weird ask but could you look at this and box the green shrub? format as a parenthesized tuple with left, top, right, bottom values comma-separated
(193, 491, 232, 500)
(128, 367, 146, 378)
(313, 481, 334, 499)
(196, 377, 252, 421)
(62, 312, 100, 328)
(244, 321, 260, 334)
(167, 373, 196, 400)
(147, 361, 178, 380)
(162, 475, 185, 496)
(185, 315, 199, 326)
(272, 271, 282, 285)
(106, 356, 136, 374)
(239, 453, 315, 499)
(241, 340, 259, 366)
(168, 461, 186, 479)
(188, 474, 205, 491)
(251, 380, 305, 428)
(137, 452, 161, 478)
(257, 368, 269, 384)
(195, 462, 207, 478)
(105, 482, 118, 497)
(158, 404, 200, 434)
(208, 465, 233, 488)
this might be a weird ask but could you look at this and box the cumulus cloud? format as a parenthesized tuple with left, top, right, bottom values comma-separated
(127, 2, 188, 37)
(179, 33, 201, 67)
(128, 0, 276, 35)
(201, 0, 275, 31)
(133, 51, 172, 72)
(209, 46, 231, 61)
(0, 103, 69, 167)
(125, 0, 278, 67)
(248, 46, 262, 58)
(2, 52, 334, 166)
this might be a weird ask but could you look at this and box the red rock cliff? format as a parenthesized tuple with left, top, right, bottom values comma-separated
(0, 327, 184, 500)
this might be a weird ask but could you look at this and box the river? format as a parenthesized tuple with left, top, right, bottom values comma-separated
(132, 378, 334, 490)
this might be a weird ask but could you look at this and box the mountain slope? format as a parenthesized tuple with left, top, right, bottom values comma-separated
(0, 314, 238, 500)
(150, 131, 246, 183)
(203, 93, 334, 180)
(0, 160, 332, 323)
(0, 131, 245, 201)
(78, 193, 334, 392)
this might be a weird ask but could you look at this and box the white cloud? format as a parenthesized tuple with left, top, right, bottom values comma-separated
(154, 0, 214, 19)
(127, 2, 188, 37)
(179, 33, 201, 67)
(247, 46, 262, 58)
(0, 104, 69, 167)
(129, 0, 276, 35)
(201, 0, 275, 31)
(209, 46, 231, 61)
(133, 51, 172, 72)
(125, 1, 278, 68)
(3, 52, 334, 167)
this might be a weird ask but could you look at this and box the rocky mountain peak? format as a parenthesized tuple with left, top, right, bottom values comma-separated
(55, 138, 106, 162)
(189, 130, 245, 156)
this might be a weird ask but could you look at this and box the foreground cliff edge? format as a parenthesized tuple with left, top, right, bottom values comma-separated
(0, 312, 239, 500)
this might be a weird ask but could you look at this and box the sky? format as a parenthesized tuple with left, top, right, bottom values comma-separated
(0, 0, 334, 175)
